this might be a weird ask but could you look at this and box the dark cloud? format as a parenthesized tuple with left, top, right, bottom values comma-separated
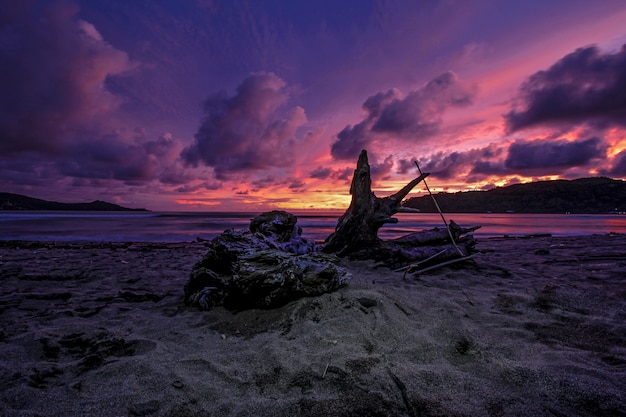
(0, 1, 197, 195)
(1, 128, 189, 191)
(373, 72, 474, 135)
(505, 44, 626, 132)
(423, 145, 503, 179)
(182, 72, 306, 178)
(310, 166, 333, 179)
(309, 165, 357, 183)
(418, 137, 607, 182)
(175, 181, 222, 193)
(469, 160, 508, 177)
(504, 137, 606, 173)
(331, 119, 373, 162)
(396, 159, 416, 175)
(603, 150, 626, 177)
(331, 72, 476, 160)
(0, 1, 134, 155)
(56, 131, 183, 184)
(370, 155, 395, 181)
(251, 176, 278, 190)
(288, 179, 305, 189)
(335, 167, 354, 181)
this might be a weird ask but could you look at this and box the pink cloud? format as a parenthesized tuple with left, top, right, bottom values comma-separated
(331, 72, 476, 160)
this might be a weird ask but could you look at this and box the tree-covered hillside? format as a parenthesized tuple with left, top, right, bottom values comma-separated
(0, 193, 147, 211)
(403, 177, 626, 214)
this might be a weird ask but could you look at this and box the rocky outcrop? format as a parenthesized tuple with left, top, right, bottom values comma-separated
(185, 211, 350, 311)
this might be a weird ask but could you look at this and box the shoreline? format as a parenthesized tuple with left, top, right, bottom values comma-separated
(1, 234, 625, 416)
(0, 229, 624, 247)
(2, 211, 625, 244)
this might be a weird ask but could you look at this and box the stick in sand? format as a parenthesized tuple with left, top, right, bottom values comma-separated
(414, 160, 464, 257)
(322, 361, 330, 379)
(411, 253, 480, 275)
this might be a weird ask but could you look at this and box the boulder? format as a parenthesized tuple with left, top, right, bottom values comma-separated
(185, 211, 350, 311)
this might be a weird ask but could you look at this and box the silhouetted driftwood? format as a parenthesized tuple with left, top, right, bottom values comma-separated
(323, 150, 429, 256)
(323, 149, 480, 270)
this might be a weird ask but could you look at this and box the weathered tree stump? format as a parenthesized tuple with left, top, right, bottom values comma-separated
(323, 149, 479, 270)
(323, 150, 429, 255)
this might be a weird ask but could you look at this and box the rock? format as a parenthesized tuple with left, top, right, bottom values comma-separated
(129, 400, 160, 416)
(185, 211, 350, 311)
(357, 298, 377, 308)
(250, 210, 298, 242)
(250, 210, 316, 254)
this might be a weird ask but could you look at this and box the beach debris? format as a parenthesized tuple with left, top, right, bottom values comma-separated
(322, 149, 480, 270)
(322, 361, 331, 379)
(323, 150, 429, 256)
(185, 211, 351, 311)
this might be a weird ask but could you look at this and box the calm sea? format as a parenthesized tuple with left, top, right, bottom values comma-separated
(0, 211, 625, 243)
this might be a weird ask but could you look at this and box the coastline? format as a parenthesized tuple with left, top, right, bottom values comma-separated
(1, 234, 625, 416)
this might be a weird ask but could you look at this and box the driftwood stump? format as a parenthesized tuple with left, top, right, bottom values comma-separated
(323, 150, 428, 255)
(323, 149, 479, 270)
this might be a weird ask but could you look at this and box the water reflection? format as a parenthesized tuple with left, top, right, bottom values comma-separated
(0, 211, 624, 242)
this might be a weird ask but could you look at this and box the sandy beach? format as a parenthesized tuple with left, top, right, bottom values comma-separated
(1, 234, 625, 416)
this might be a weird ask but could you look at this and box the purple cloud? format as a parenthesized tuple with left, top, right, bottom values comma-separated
(0, 1, 134, 156)
(251, 176, 278, 190)
(288, 179, 305, 189)
(55, 131, 183, 184)
(334, 167, 355, 181)
(310, 166, 333, 179)
(602, 150, 626, 177)
(504, 137, 607, 173)
(423, 145, 503, 179)
(370, 155, 395, 181)
(175, 181, 222, 193)
(396, 159, 417, 175)
(0, 2, 197, 195)
(419, 137, 608, 181)
(505, 44, 626, 132)
(331, 72, 476, 160)
(182, 72, 307, 178)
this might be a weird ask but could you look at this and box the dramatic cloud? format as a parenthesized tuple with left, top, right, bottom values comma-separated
(420, 137, 608, 181)
(505, 44, 626, 132)
(56, 131, 184, 184)
(310, 166, 333, 179)
(0, 1, 135, 155)
(288, 179, 305, 189)
(605, 150, 626, 177)
(0, 2, 192, 194)
(504, 137, 607, 173)
(331, 72, 476, 160)
(182, 72, 307, 178)
(422, 145, 503, 179)
(396, 159, 417, 175)
(370, 155, 395, 181)
(251, 176, 278, 190)
(175, 181, 222, 193)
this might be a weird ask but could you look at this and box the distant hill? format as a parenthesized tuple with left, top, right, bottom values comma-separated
(403, 177, 626, 214)
(0, 193, 148, 211)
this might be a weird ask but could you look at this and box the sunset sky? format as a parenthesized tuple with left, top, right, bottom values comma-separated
(2, 0, 626, 211)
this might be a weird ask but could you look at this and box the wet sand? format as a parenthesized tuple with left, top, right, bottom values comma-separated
(1, 234, 625, 416)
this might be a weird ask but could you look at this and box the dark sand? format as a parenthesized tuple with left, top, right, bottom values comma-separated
(1, 235, 625, 416)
